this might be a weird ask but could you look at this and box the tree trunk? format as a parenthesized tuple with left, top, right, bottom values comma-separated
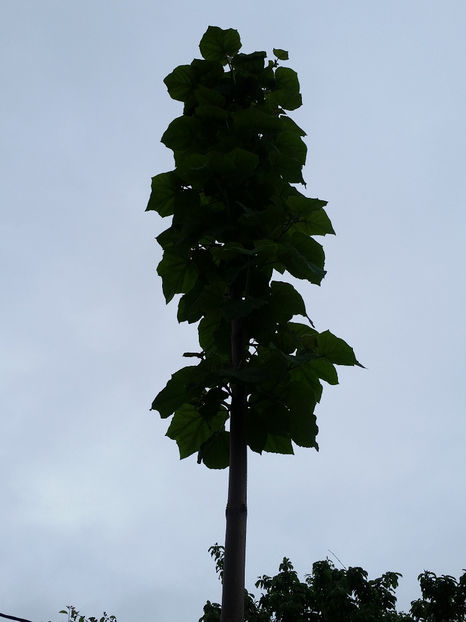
(221, 305, 248, 622)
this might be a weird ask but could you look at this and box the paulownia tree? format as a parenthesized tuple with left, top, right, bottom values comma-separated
(147, 26, 361, 622)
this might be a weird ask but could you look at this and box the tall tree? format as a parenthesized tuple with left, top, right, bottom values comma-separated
(147, 26, 361, 622)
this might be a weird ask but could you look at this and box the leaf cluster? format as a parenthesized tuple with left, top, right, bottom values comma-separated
(147, 26, 361, 468)
(410, 571, 466, 621)
(200, 549, 466, 622)
(57, 606, 116, 622)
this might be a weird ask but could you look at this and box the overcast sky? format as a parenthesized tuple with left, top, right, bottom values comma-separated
(1, 1, 465, 621)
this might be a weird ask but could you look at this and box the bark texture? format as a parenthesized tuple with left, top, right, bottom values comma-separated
(221, 306, 248, 622)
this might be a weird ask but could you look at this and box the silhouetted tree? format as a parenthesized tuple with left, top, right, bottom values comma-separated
(147, 25, 361, 622)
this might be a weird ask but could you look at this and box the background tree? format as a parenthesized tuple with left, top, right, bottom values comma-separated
(410, 571, 466, 622)
(51, 564, 466, 622)
(52, 607, 116, 622)
(199, 548, 466, 622)
(147, 26, 361, 622)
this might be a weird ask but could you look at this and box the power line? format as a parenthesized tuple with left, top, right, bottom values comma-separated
(0, 612, 33, 622)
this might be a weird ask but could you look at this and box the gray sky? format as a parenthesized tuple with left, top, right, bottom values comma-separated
(1, 1, 465, 620)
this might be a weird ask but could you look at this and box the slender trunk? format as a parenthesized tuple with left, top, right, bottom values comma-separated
(221, 296, 248, 622)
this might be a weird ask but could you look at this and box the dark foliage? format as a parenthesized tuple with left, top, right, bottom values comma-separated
(199, 547, 466, 622)
(147, 25, 361, 469)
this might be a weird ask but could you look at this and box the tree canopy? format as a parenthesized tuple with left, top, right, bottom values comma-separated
(54, 562, 466, 622)
(147, 25, 362, 470)
(199, 547, 466, 622)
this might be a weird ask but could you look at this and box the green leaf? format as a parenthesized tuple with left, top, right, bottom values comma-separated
(301, 332, 318, 352)
(225, 148, 260, 176)
(170, 192, 205, 244)
(252, 348, 289, 387)
(218, 365, 267, 384)
(279, 233, 326, 284)
(146, 172, 178, 217)
(273, 48, 289, 61)
(151, 364, 210, 418)
(285, 380, 316, 413)
(254, 239, 284, 270)
(271, 324, 299, 354)
(275, 67, 300, 94)
(294, 208, 335, 237)
(308, 358, 339, 385)
(286, 194, 326, 214)
(166, 404, 227, 459)
(161, 116, 202, 152)
(288, 321, 318, 346)
(291, 231, 325, 270)
(270, 281, 306, 323)
(199, 430, 230, 469)
(289, 364, 323, 404)
(290, 409, 319, 449)
(178, 280, 226, 324)
(194, 104, 229, 121)
(233, 106, 281, 134)
(264, 433, 294, 454)
(206, 148, 260, 180)
(273, 131, 307, 179)
(174, 152, 210, 185)
(157, 248, 198, 303)
(221, 295, 267, 320)
(164, 64, 195, 102)
(285, 381, 319, 448)
(190, 58, 225, 91)
(199, 26, 241, 64)
(257, 401, 291, 437)
(269, 67, 302, 111)
(194, 85, 226, 106)
(318, 330, 363, 367)
(198, 313, 231, 357)
(156, 226, 177, 250)
(210, 242, 256, 264)
(246, 410, 267, 454)
(279, 115, 306, 137)
(232, 51, 267, 74)
(199, 386, 229, 416)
